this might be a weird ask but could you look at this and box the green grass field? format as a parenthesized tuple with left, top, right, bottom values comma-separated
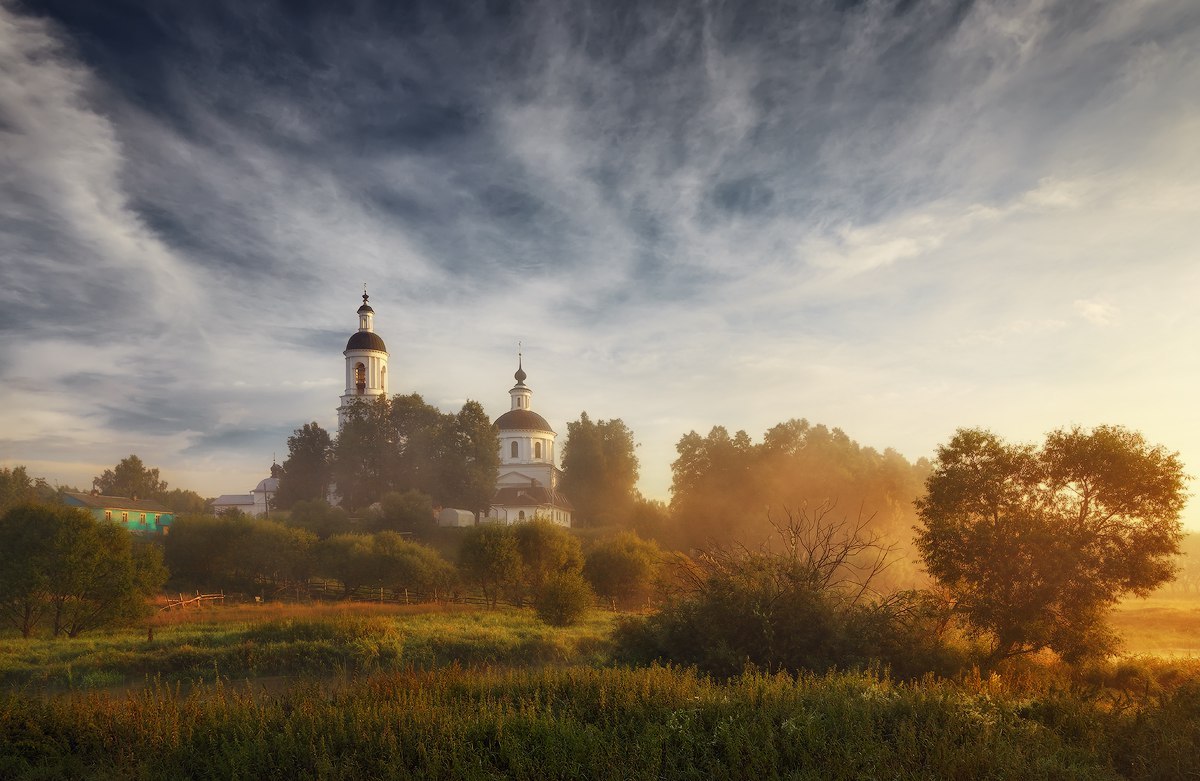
(2, 599, 1199, 779)
(0, 603, 620, 689)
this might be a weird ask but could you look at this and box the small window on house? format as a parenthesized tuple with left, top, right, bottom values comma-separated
(140, 513, 146, 523)
(121, 512, 128, 523)
(511, 441, 518, 458)
(534, 441, 542, 459)
(104, 510, 112, 522)
(518, 511, 526, 521)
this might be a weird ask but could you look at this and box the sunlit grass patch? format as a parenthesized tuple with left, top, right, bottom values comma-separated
(0, 605, 620, 688)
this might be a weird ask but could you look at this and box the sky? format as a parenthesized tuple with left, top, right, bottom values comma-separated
(1, 0, 1198, 527)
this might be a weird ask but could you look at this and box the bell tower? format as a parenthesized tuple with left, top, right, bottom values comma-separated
(338, 288, 389, 429)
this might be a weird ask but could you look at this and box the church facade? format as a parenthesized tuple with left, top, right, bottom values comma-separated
(485, 358, 574, 526)
(335, 292, 573, 526)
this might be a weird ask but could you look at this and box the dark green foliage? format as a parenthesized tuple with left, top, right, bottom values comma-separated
(616, 505, 962, 679)
(285, 498, 352, 539)
(559, 412, 640, 526)
(155, 488, 208, 515)
(0, 466, 54, 515)
(318, 532, 457, 597)
(534, 572, 593, 626)
(458, 524, 523, 608)
(584, 531, 662, 609)
(333, 394, 499, 513)
(366, 490, 434, 534)
(915, 426, 1188, 666)
(0, 504, 166, 638)
(275, 422, 334, 509)
(514, 517, 584, 597)
(164, 514, 315, 593)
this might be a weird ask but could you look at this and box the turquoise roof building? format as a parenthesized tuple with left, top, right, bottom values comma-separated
(61, 492, 175, 536)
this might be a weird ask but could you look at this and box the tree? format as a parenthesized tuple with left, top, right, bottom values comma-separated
(286, 499, 352, 539)
(93, 455, 168, 498)
(0, 503, 54, 636)
(914, 426, 1188, 666)
(514, 517, 584, 600)
(0, 466, 51, 515)
(276, 422, 334, 509)
(333, 397, 395, 510)
(165, 514, 315, 593)
(329, 394, 499, 512)
(319, 534, 377, 597)
(458, 524, 524, 608)
(432, 400, 501, 516)
(560, 413, 640, 526)
(0, 504, 166, 638)
(367, 490, 435, 534)
(372, 532, 457, 597)
(667, 420, 930, 555)
(155, 488, 209, 515)
(584, 531, 663, 609)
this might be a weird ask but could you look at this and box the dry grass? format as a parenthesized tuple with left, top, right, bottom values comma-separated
(150, 599, 478, 627)
(1112, 594, 1200, 658)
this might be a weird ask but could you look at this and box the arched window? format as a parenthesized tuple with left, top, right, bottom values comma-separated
(534, 441, 542, 459)
(355, 362, 366, 394)
(510, 441, 518, 458)
(518, 510, 526, 521)
(381, 366, 387, 392)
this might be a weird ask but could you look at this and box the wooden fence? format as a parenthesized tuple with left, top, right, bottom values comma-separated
(161, 591, 226, 611)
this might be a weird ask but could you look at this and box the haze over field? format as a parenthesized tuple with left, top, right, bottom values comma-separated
(1, 0, 1197, 527)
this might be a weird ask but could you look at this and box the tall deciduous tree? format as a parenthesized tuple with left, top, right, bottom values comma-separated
(560, 413, 639, 526)
(330, 393, 499, 512)
(0, 466, 53, 515)
(434, 400, 501, 516)
(93, 455, 168, 499)
(915, 425, 1188, 665)
(276, 422, 334, 509)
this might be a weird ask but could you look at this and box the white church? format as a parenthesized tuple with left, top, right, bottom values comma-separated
(336, 290, 574, 527)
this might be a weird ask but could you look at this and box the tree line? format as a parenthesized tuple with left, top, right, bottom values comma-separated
(2, 412, 1191, 675)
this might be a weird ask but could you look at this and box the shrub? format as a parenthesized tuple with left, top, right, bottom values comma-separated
(615, 505, 964, 678)
(534, 572, 593, 626)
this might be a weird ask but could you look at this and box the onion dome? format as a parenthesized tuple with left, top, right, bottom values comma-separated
(346, 331, 387, 351)
(495, 408, 554, 432)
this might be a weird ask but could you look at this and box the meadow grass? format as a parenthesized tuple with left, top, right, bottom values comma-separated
(0, 604, 619, 689)
(3, 600, 1200, 778)
(2, 664, 1198, 779)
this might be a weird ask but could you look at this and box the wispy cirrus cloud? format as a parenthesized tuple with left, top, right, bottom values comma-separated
(1, 0, 1198, 527)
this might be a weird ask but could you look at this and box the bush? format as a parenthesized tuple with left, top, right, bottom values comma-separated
(534, 572, 594, 626)
(614, 506, 965, 678)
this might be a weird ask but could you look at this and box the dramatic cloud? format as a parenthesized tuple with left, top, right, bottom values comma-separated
(1, 0, 1198, 526)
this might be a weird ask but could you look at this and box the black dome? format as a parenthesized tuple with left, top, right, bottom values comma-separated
(495, 409, 554, 432)
(346, 331, 387, 352)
